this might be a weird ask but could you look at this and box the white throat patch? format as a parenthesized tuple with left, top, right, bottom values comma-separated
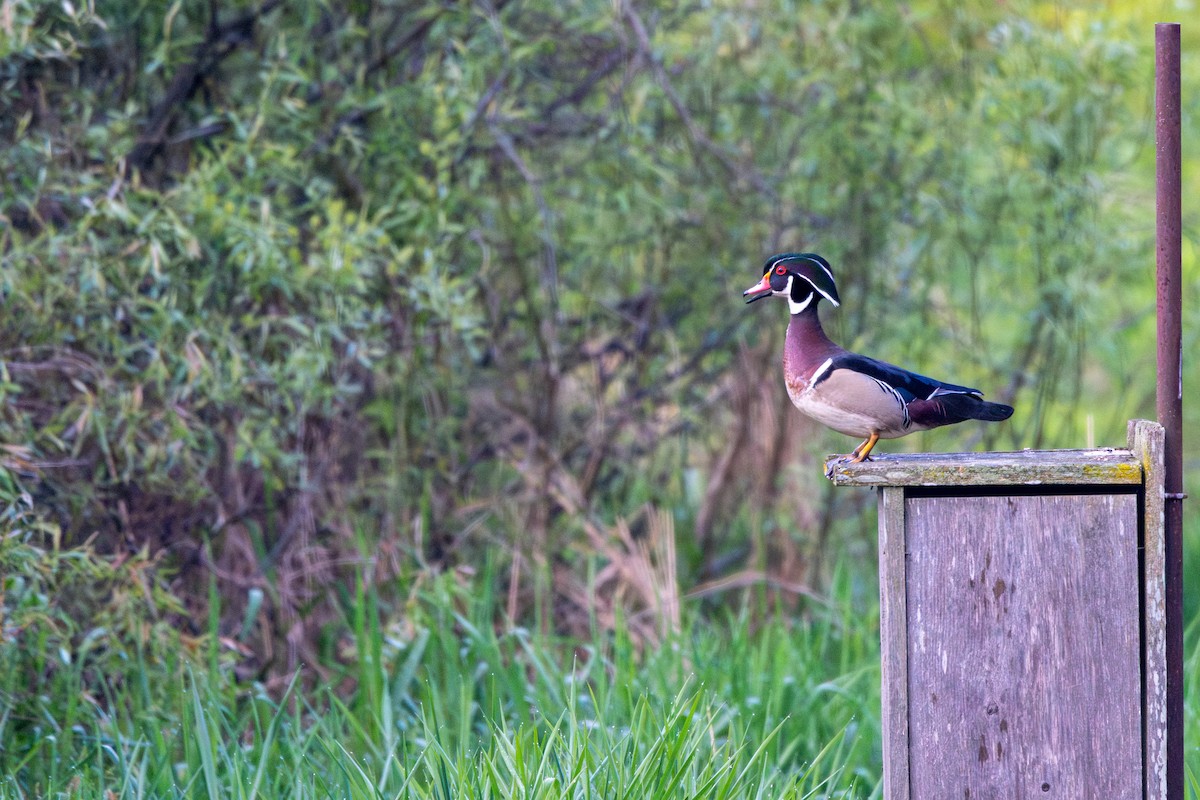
(784, 276, 814, 315)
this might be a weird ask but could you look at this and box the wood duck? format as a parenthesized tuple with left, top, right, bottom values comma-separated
(743, 252, 1013, 471)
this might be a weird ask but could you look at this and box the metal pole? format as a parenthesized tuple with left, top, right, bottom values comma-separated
(1154, 22, 1183, 800)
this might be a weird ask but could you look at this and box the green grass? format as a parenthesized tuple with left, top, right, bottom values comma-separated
(1188, 612, 1200, 798)
(2, 541, 1198, 798)
(0, 565, 882, 799)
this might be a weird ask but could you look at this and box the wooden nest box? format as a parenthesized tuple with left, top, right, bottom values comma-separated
(828, 419, 1168, 800)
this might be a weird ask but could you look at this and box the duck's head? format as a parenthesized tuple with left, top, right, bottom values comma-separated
(742, 252, 841, 315)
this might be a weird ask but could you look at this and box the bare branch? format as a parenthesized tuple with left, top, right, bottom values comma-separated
(620, 0, 776, 199)
(126, 0, 284, 175)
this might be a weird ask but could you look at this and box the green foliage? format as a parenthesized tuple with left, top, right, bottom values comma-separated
(0, 490, 188, 786)
(1189, 609, 1200, 798)
(1, 0, 1197, 793)
(1, 567, 882, 797)
(1, 0, 1173, 674)
(4, 546, 1200, 797)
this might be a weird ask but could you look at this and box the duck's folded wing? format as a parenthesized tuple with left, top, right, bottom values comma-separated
(812, 353, 982, 404)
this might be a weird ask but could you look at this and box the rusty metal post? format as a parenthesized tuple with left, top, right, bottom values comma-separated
(1154, 22, 1183, 800)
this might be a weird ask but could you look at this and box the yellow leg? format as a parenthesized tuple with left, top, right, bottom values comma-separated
(848, 432, 880, 463)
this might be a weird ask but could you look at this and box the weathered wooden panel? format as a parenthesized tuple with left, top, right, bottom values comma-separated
(826, 448, 1142, 488)
(1131, 419, 1168, 800)
(905, 494, 1141, 800)
(877, 488, 910, 800)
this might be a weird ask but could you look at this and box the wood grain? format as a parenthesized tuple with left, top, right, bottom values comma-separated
(878, 488, 910, 800)
(1131, 419, 1168, 800)
(904, 494, 1141, 800)
(825, 448, 1142, 488)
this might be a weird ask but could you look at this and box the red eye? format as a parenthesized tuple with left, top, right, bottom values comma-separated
(774, 265, 786, 275)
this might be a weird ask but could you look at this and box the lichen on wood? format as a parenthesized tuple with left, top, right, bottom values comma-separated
(825, 448, 1143, 487)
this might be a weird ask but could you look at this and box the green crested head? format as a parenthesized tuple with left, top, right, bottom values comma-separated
(742, 252, 841, 314)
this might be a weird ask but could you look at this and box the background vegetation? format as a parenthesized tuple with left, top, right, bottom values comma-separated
(1, 0, 1197, 795)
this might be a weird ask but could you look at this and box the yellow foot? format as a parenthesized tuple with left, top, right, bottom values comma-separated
(848, 433, 880, 463)
(824, 433, 881, 479)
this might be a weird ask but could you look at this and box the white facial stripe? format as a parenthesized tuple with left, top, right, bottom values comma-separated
(814, 257, 835, 285)
(786, 290, 813, 315)
(767, 256, 840, 308)
(784, 274, 839, 311)
(806, 256, 839, 306)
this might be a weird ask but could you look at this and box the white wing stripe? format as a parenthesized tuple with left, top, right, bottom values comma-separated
(809, 357, 834, 384)
(872, 378, 910, 429)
